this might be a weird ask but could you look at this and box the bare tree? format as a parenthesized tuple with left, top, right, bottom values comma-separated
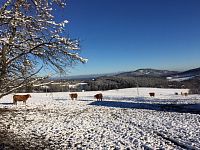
(0, 0, 87, 98)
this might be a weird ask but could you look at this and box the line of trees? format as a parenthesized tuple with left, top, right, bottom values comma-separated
(14, 75, 200, 94)
(82, 76, 183, 91)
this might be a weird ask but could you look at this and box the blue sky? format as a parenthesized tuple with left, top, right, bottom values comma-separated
(58, 0, 200, 75)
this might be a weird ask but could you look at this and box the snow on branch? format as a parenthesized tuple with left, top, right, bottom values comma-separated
(0, 0, 87, 98)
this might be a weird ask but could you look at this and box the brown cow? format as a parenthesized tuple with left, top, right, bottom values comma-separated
(13, 94, 31, 105)
(149, 92, 155, 97)
(94, 93, 103, 101)
(69, 93, 78, 100)
(181, 92, 188, 96)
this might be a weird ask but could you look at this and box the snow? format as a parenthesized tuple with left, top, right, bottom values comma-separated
(0, 37, 9, 43)
(167, 76, 195, 81)
(0, 88, 200, 149)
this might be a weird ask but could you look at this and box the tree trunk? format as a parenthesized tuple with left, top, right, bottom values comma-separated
(0, 44, 8, 88)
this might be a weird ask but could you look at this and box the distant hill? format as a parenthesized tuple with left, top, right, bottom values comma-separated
(82, 67, 200, 93)
(50, 67, 200, 81)
(167, 67, 200, 81)
(116, 68, 178, 77)
(33, 67, 200, 94)
(171, 67, 200, 77)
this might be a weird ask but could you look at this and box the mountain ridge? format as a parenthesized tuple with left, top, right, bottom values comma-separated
(170, 67, 200, 78)
(51, 67, 200, 80)
(116, 68, 178, 77)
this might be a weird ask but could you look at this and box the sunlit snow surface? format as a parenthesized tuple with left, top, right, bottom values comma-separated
(0, 88, 200, 149)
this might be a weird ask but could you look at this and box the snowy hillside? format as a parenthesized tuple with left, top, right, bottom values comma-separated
(0, 88, 200, 149)
(167, 67, 200, 81)
(116, 69, 178, 77)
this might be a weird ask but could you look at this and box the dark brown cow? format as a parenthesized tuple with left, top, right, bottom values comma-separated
(94, 93, 103, 101)
(69, 93, 78, 100)
(149, 92, 155, 97)
(13, 94, 31, 105)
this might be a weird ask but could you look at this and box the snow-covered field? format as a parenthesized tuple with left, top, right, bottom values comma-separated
(0, 88, 200, 149)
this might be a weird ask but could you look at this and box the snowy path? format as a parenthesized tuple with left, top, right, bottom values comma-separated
(0, 88, 200, 149)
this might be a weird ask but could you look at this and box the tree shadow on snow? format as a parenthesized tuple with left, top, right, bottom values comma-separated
(103, 96, 194, 103)
(88, 101, 200, 114)
(54, 98, 93, 102)
(54, 98, 68, 101)
(0, 108, 17, 113)
(77, 99, 94, 102)
(0, 103, 14, 105)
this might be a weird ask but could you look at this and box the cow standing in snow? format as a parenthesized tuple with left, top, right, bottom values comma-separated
(69, 93, 78, 100)
(94, 93, 103, 101)
(13, 94, 31, 105)
(149, 92, 155, 97)
(181, 92, 188, 96)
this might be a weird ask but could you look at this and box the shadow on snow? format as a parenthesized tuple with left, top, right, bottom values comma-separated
(88, 100, 200, 114)
(0, 103, 14, 105)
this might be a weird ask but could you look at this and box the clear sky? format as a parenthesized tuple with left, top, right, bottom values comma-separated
(58, 0, 200, 75)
